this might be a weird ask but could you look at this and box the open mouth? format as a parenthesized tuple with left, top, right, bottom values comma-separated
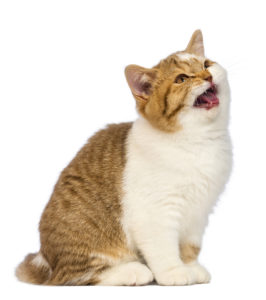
(193, 83, 219, 110)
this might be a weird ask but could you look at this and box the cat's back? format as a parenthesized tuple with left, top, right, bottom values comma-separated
(66, 121, 133, 179)
(42, 121, 133, 213)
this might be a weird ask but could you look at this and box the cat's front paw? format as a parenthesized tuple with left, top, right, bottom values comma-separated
(188, 263, 211, 284)
(155, 265, 196, 286)
(155, 264, 211, 286)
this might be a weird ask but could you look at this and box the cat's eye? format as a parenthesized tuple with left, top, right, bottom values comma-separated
(175, 74, 189, 84)
(204, 60, 211, 69)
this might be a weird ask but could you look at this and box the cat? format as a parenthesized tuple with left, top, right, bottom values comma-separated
(16, 30, 232, 286)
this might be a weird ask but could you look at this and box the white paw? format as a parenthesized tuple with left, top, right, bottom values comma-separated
(125, 262, 154, 286)
(155, 265, 196, 286)
(188, 263, 211, 284)
(98, 261, 154, 286)
(155, 264, 211, 286)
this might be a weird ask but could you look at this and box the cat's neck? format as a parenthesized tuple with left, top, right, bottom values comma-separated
(132, 116, 229, 145)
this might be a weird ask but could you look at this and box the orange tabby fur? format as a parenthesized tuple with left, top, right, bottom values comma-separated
(16, 123, 136, 285)
(180, 244, 200, 264)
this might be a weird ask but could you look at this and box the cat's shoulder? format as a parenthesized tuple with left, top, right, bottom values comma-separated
(90, 122, 133, 142)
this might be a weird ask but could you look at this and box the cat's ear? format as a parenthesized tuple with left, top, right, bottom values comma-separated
(125, 65, 157, 103)
(185, 30, 205, 57)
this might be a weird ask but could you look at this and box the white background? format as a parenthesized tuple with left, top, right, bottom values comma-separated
(1, 0, 266, 299)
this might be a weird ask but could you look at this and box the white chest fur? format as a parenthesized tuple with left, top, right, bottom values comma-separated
(122, 117, 232, 251)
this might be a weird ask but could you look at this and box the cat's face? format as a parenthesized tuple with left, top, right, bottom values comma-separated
(125, 30, 230, 132)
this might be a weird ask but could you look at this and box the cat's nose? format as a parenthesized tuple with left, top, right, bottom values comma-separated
(205, 75, 212, 82)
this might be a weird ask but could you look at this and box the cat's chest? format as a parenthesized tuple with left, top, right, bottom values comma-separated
(125, 130, 231, 201)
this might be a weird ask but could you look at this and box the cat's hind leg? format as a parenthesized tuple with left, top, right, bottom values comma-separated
(47, 260, 154, 286)
(96, 261, 154, 286)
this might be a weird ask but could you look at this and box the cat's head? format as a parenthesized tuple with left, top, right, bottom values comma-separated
(125, 30, 230, 132)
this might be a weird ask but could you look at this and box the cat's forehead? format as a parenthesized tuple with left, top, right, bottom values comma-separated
(156, 52, 204, 74)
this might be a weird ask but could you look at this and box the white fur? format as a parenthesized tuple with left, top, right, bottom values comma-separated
(97, 261, 154, 286)
(32, 253, 50, 269)
(176, 52, 199, 61)
(121, 60, 232, 285)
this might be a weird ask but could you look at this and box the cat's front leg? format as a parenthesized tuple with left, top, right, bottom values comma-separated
(131, 218, 199, 285)
(180, 243, 211, 284)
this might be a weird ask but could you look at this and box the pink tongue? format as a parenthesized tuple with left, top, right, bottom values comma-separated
(200, 91, 219, 103)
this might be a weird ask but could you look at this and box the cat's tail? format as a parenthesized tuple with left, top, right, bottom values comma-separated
(15, 252, 51, 284)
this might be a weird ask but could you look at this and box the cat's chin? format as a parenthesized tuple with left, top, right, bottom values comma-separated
(193, 83, 219, 110)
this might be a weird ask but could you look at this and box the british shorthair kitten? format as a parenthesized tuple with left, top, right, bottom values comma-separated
(16, 30, 232, 286)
